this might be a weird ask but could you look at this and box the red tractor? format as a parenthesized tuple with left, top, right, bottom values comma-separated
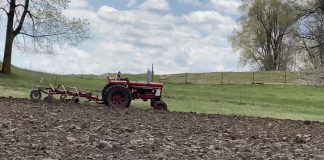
(30, 77, 168, 110)
(102, 77, 167, 110)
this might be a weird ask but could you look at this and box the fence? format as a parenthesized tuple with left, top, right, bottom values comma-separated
(157, 71, 324, 85)
(297, 69, 324, 85)
(2, 70, 324, 90)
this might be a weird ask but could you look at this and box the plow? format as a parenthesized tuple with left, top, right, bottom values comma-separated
(30, 76, 167, 110)
(30, 84, 102, 104)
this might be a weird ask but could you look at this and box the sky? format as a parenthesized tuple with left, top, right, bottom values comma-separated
(0, 0, 246, 75)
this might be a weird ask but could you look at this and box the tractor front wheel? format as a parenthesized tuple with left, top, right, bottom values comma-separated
(150, 99, 155, 107)
(106, 85, 131, 108)
(153, 101, 167, 110)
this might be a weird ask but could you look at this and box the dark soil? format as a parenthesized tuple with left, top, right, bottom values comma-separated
(0, 97, 324, 160)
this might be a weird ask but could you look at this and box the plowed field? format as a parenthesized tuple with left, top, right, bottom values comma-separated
(0, 97, 323, 160)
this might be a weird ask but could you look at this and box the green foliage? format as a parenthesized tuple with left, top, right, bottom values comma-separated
(231, 0, 299, 71)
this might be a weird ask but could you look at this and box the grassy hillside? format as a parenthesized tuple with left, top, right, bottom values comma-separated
(0, 65, 303, 90)
(0, 64, 145, 92)
(0, 62, 307, 89)
(1, 64, 324, 122)
(165, 84, 324, 121)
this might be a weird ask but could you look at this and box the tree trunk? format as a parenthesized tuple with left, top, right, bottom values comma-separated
(265, 32, 275, 71)
(1, 39, 14, 74)
(273, 52, 279, 70)
(320, 44, 324, 68)
(264, 52, 274, 71)
(1, 0, 16, 74)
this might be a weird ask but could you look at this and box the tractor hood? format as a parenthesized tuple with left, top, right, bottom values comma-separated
(109, 80, 163, 88)
(128, 81, 163, 88)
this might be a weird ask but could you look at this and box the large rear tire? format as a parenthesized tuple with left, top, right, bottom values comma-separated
(106, 85, 131, 108)
(102, 84, 110, 106)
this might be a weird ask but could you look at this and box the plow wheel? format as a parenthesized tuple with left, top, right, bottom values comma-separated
(72, 97, 80, 104)
(106, 85, 131, 108)
(153, 101, 167, 111)
(30, 90, 42, 100)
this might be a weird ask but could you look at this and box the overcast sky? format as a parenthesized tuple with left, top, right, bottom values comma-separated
(0, 0, 247, 75)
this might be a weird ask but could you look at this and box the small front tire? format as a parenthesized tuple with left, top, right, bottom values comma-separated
(150, 99, 155, 107)
(153, 101, 167, 110)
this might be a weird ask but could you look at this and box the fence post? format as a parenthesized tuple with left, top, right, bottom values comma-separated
(252, 72, 255, 84)
(185, 73, 188, 84)
(221, 72, 224, 85)
(285, 72, 287, 84)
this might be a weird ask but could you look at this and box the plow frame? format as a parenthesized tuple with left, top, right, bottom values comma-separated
(31, 84, 103, 104)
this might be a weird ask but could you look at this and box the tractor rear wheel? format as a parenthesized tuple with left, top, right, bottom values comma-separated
(106, 85, 131, 108)
(102, 84, 110, 106)
(153, 101, 167, 110)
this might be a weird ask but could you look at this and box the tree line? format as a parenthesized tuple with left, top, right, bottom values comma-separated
(1, 0, 323, 75)
(231, 0, 324, 71)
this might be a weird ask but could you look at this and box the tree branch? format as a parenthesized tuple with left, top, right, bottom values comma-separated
(297, 40, 324, 50)
(13, 0, 30, 36)
(19, 30, 73, 38)
(26, 11, 36, 36)
(15, 4, 25, 8)
(0, 7, 8, 14)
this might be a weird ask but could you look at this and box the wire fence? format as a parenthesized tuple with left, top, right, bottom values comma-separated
(157, 71, 324, 86)
(2, 70, 324, 90)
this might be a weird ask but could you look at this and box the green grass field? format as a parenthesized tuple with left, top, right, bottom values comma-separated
(1, 63, 324, 122)
(164, 84, 324, 121)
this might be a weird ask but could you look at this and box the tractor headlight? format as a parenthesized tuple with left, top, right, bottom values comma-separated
(155, 89, 161, 96)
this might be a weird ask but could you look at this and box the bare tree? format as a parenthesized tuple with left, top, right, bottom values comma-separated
(297, 0, 324, 68)
(0, 0, 89, 74)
